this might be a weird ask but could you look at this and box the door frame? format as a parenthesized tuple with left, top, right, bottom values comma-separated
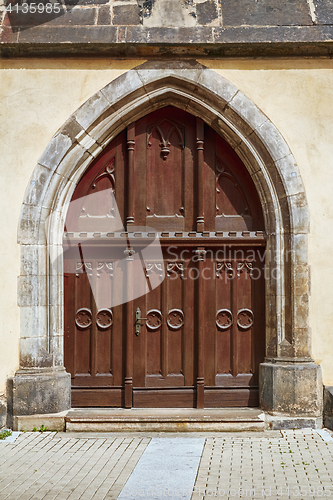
(16, 61, 322, 420)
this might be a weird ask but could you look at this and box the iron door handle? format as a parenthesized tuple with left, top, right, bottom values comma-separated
(135, 307, 147, 336)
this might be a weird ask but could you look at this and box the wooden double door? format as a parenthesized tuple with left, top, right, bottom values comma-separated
(64, 106, 266, 408)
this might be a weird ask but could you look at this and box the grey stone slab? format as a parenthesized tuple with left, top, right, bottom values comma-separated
(287, 192, 310, 234)
(313, 0, 333, 24)
(135, 62, 203, 92)
(18, 25, 118, 43)
(197, 68, 238, 105)
(20, 306, 49, 340)
(220, 0, 312, 27)
(56, 144, 91, 180)
(22, 164, 54, 208)
(20, 245, 48, 277)
(101, 69, 145, 110)
(259, 362, 323, 417)
(256, 119, 292, 163)
(97, 5, 111, 25)
(275, 155, 304, 198)
(196, 0, 218, 25)
(8, 6, 97, 28)
(112, 4, 141, 25)
(38, 133, 73, 172)
(13, 369, 71, 415)
(118, 438, 205, 499)
(142, 0, 196, 28)
(74, 91, 111, 132)
(229, 91, 268, 131)
(18, 275, 47, 307)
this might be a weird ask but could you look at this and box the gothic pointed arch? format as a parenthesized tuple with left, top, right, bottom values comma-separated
(16, 61, 322, 420)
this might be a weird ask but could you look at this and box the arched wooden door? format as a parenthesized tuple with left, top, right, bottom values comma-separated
(64, 106, 266, 408)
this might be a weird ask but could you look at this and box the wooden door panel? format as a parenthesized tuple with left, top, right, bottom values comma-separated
(64, 106, 266, 408)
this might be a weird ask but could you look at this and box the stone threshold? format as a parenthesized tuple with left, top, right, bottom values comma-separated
(13, 408, 323, 432)
(14, 408, 265, 432)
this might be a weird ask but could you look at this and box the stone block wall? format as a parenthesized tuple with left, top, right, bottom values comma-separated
(0, 0, 332, 56)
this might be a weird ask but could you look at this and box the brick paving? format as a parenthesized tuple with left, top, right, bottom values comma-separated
(192, 430, 333, 500)
(0, 430, 332, 499)
(0, 432, 150, 500)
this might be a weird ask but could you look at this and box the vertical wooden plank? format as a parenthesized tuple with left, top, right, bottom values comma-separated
(124, 249, 134, 408)
(203, 249, 215, 386)
(64, 271, 75, 379)
(127, 123, 135, 227)
(162, 267, 168, 379)
(90, 264, 97, 377)
(203, 126, 216, 232)
(195, 247, 206, 408)
(196, 118, 205, 232)
(231, 258, 238, 377)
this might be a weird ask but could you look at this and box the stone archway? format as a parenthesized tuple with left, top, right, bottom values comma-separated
(15, 61, 322, 425)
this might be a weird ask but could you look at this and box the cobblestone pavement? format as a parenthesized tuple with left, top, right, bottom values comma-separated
(0, 429, 333, 500)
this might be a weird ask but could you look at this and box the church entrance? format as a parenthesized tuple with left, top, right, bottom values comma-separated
(64, 106, 265, 408)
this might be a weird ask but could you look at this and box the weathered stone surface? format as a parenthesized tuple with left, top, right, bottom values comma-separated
(19, 337, 51, 368)
(12, 369, 71, 416)
(18, 275, 47, 307)
(0, 396, 6, 429)
(38, 133, 73, 172)
(101, 69, 145, 109)
(197, 69, 238, 105)
(64, 0, 108, 4)
(324, 386, 333, 418)
(220, 0, 312, 26)
(275, 155, 304, 198)
(20, 306, 49, 344)
(256, 119, 292, 162)
(98, 5, 111, 25)
(212, 25, 333, 44)
(286, 192, 310, 234)
(229, 91, 268, 131)
(265, 414, 322, 430)
(2, 25, 333, 57)
(6, 6, 96, 28)
(18, 25, 118, 43)
(18, 204, 49, 245)
(14, 412, 67, 431)
(196, 0, 218, 25)
(260, 362, 323, 416)
(313, 0, 333, 25)
(23, 164, 53, 209)
(142, 0, 196, 28)
(74, 91, 111, 130)
(112, 4, 140, 25)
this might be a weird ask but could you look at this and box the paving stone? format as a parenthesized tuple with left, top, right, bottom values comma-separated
(1, 430, 333, 500)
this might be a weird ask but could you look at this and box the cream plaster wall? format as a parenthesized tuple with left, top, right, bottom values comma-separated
(200, 59, 333, 383)
(0, 59, 142, 394)
(0, 57, 332, 394)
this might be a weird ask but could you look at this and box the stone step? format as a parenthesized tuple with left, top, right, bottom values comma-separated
(65, 408, 266, 432)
